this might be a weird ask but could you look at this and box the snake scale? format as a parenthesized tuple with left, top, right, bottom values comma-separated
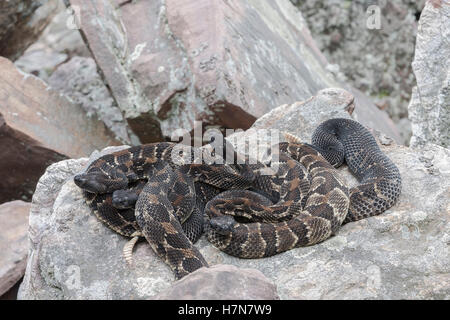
(74, 118, 402, 279)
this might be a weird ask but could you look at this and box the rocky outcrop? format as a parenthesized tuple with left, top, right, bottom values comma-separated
(68, 0, 400, 144)
(152, 265, 279, 300)
(48, 57, 138, 144)
(231, 88, 355, 148)
(14, 1, 90, 81)
(0, 201, 31, 296)
(0, 0, 61, 61)
(408, 1, 450, 149)
(18, 89, 450, 300)
(292, 0, 427, 143)
(0, 57, 120, 203)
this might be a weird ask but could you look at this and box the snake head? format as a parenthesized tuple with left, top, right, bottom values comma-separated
(209, 216, 236, 235)
(74, 171, 126, 194)
(112, 189, 139, 209)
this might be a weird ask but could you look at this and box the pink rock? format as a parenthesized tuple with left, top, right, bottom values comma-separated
(0, 57, 120, 202)
(0, 201, 30, 296)
(69, 0, 401, 143)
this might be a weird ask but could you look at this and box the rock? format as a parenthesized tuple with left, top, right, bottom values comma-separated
(0, 282, 21, 300)
(151, 265, 279, 300)
(408, 2, 450, 149)
(0, 112, 66, 203)
(48, 57, 138, 144)
(0, 201, 31, 296)
(18, 90, 450, 300)
(292, 0, 426, 136)
(228, 88, 399, 154)
(250, 87, 355, 138)
(30, 1, 90, 58)
(14, 0, 91, 81)
(68, 0, 400, 144)
(0, 0, 61, 61)
(226, 88, 354, 153)
(14, 48, 68, 81)
(14, 3, 130, 146)
(396, 117, 413, 146)
(0, 57, 120, 203)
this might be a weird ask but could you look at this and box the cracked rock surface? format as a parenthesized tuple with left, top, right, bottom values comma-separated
(408, 1, 450, 149)
(291, 0, 428, 144)
(67, 0, 400, 144)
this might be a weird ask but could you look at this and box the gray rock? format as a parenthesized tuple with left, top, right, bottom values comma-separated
(292, 0, 426, 139)
(0, 0, 61, 60)
(250, 87, 355, 139)
(68, 0, 400, 144)
(408, 2, 450, 149)
(228, 88, 399, 156)
(48, 57, 138, 144)
(226, 88, 354, 154)
(18, 90, 450, 300)
(14, 1, 91, 81)
(152, 264, 279, 300)
(15, 3, 136, 145)
(0, 201, 31, 296)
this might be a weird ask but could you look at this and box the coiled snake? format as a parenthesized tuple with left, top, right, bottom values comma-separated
(74, 118, 401, 279)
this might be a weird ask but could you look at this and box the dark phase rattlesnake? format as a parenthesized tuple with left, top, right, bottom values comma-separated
(74, 118, 401, 279)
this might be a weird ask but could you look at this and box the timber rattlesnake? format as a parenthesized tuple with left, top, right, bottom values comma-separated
(74, 118, 401, 279)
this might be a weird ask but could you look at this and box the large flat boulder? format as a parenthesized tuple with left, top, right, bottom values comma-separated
(0, 57, 120, 203)
(69, 0, 401, 144)
(0, 201, 31, 296)
(18, 89, 449, 299)
(408, 1, 450, 149)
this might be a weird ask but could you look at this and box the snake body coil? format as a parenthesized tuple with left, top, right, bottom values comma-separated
(74, 118, 401, 279)
(311, 118, 402, 222)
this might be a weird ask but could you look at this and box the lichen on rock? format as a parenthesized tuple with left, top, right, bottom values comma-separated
(408, 1, 450, 149)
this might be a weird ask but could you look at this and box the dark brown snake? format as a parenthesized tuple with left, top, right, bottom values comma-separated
(74, 118, 402, 279)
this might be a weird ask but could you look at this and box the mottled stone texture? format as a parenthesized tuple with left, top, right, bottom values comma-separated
(48, 57, 137, 144)
(14, 1, 91, 82)
(0, 0, 61, 60)
(18, 90, 449, 300)
(228, 88, 399, 154)
(291, 0, 427, 144)
(408, 1, 450, 149)
(0, 201, 30, 296)
(152, 265, 279, 300)
(68, 0, 400, 144)
(0, 57, 120, 203)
